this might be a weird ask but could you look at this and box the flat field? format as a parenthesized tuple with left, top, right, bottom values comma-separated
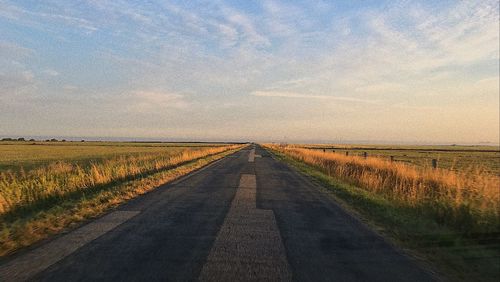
(0, 141, 228, 172)
(303, 144, 500, 174)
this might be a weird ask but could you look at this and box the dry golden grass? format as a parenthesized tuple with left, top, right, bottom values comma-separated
(0, 146, 239, 215)
(266, 144, 500, 233)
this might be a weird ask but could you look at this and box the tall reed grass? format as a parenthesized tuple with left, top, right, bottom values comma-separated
(266, 145, 499, 234)
(0, 145, 239, 215)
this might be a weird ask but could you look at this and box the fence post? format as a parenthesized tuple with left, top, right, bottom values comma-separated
(363, 152, 367, 159)
(323, 149, 325, 153)
(390, 156, 394, 162)
(432, 159, 437, 169)
(345, 151, 349, 156)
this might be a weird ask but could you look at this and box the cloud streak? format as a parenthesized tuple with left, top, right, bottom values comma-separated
(252, 90, 379, 104)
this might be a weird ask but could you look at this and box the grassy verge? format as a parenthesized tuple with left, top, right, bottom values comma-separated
(0, 145, 243, 257)
(266, 147, 499, 281)
(302, 144, 500, 174)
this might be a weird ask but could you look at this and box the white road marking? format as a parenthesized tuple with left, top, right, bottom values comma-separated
(0, 211, 139, 281)
(248, 149, 255, 162)
(199, 174, 292, 281)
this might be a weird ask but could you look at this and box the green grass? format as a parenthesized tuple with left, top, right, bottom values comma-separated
(267, 147, 500, 281)
(303, 144, 500, 174)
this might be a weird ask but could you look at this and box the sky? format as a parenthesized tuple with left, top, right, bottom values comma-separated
(0, 0, 498, 144)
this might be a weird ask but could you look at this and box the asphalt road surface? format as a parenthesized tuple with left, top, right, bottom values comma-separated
(0, 145, 436, 281)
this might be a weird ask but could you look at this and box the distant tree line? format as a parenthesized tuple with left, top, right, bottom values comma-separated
(0, 138, 67, 142)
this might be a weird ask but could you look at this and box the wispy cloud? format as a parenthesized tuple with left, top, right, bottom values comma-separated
(42, 69, 59, 77)
(0, 41, 37, 100)
(252, 90, 378, 104)
(0, 1, 98, 33)
(0, 41, 35, 58)
(355, 83, 405, 94)
(126, 90, 189, 113)
(0, 70, 36, 101)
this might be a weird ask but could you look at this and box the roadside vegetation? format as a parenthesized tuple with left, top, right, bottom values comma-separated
(264, 144, 500, 281)
(304, 144, 500, 174)
(0, 143, 244, 256)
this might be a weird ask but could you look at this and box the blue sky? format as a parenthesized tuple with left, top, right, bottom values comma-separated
(0, 0, 498, 143)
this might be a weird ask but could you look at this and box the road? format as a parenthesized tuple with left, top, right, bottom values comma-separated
(0, 145, 436, 281)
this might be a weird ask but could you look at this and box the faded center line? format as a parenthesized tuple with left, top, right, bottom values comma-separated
(0, 211, 139, 282)
(199, 174, 292, 281)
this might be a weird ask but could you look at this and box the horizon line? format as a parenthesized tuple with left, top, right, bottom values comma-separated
(1, 135, 499, 147)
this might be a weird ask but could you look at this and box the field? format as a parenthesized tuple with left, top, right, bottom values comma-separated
(302, 144, 500, 175)
(0, 141, 228, 172)
(0, 141, 244, 256)
(265, 144, 500, 280)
